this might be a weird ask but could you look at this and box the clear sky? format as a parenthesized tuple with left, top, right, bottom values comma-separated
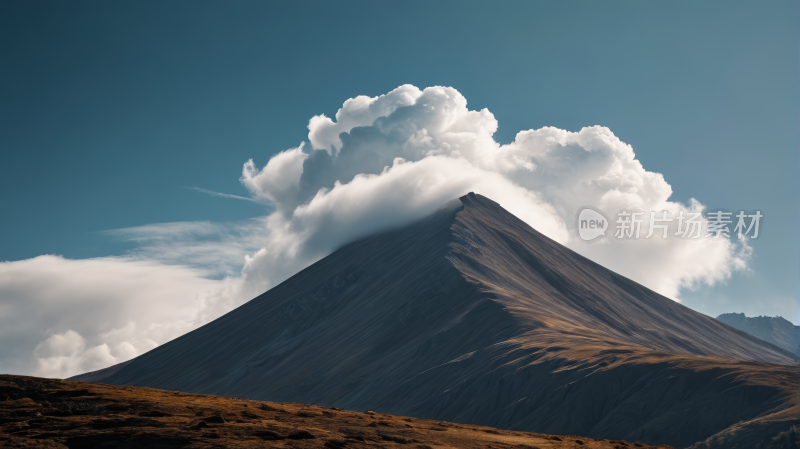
(1, 1, 798, 376)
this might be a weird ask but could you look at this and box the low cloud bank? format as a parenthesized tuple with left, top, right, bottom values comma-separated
(0, 256, 222, 377)
(1, 85, 749, 378)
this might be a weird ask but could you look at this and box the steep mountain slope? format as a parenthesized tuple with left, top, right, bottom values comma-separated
(717, 312, 800, 356)
(77, 193, 800, 448)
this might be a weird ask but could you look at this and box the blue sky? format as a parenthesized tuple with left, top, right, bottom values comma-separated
(0, 1, 798, 376)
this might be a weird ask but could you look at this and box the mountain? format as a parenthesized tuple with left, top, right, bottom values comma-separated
(73, 193, 800, 449)
(717, 312, 800, 357)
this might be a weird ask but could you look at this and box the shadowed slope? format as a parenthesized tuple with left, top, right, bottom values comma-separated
(81, 194, 799, 448)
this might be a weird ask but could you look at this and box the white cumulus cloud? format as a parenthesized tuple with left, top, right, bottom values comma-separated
(239, 84, 749, 299)
(1, 84, 751, 378)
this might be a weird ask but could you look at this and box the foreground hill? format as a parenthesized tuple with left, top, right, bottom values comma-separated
(0, 374, 669, 449)
(74, 194, 800, 448)
(716, 313, 800, 357)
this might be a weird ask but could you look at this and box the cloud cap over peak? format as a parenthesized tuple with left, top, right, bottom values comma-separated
(241, 84, 748, 300)
(2, 84, 751, 378)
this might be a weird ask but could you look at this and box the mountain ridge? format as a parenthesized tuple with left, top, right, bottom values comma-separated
(73, 193, 800, 448)
(716, 312, 800, 357)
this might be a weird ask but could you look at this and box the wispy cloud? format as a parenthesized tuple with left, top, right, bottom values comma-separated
(186, 187, 262, 203)
(102, 219, 268, 278)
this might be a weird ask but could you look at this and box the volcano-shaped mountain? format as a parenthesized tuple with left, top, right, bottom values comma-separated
(76, 193, 800, 448)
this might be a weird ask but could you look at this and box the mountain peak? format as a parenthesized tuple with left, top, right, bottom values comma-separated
(75, 194, 800, 449)
(451, 193, 797, 364)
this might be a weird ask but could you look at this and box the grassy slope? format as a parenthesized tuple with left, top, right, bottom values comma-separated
(0, 375, 670, 449)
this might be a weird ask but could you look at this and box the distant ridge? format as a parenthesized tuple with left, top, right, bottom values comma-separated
(73, 193, 800, 449)
(717, 312, 800, 357)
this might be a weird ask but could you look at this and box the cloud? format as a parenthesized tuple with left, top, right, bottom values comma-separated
(105, 219, 267, 278)
(236, 155, 568, 298)
(241, 144, 308, 210)
(0, 255, 225, 378)
(307, 84, 423, 155)
(1, 84, 751, 378)
(186, 187, 261, 203)
(239, 84, 749, 299)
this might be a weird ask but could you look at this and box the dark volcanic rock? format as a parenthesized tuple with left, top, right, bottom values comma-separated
(253, 429, 285, 440)
(74, 194, 800, 448)
(287, 430, 317, 439)
(200, 415, 225, 424)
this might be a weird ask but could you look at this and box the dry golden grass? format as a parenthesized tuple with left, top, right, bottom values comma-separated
(0, 375, 672, 449)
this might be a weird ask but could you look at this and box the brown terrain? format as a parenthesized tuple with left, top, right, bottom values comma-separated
(0, 374, 671, 449)
(69, 194, 800, 448)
